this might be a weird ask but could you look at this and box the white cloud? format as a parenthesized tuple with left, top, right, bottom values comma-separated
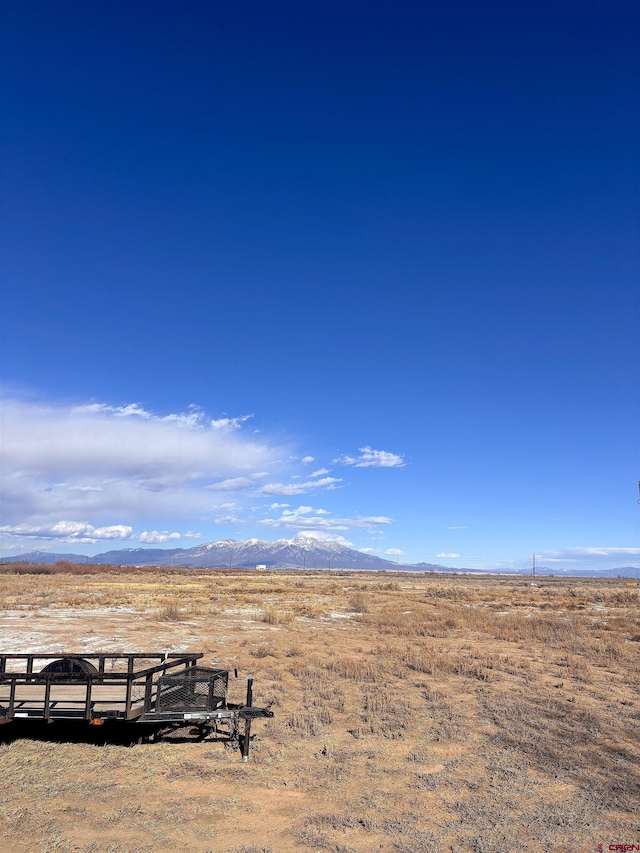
(385, 548, 404, 556)
(2, 400, 273, 486)
(258, 477, 341, 496)
(436, 553, 461, 558)
(207, 477, 254, 491)
(0, 396, 403, 554)
(210, 415, 254, 430)
(0, 521, 133, 544)
(259, 505, 391, 533)
(212, 514, 243, 525)
(296, 531, 355, 547)
(139, 530, 181, 544)
(334, 446, 405, 468)
(74, 402, 153, 419)
(0, 398, 284, 535)
(283, 506, 314, 517)
(448, 526, 468, 530)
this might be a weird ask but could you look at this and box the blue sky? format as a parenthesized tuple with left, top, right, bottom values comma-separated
(1, 1, 638, 572)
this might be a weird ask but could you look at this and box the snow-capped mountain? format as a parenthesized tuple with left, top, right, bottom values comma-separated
(129, 537, 401, 570)
(1, 538, 404, 570)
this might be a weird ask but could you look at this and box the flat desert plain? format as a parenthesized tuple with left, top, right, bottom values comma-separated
(0, 568, 638, 853)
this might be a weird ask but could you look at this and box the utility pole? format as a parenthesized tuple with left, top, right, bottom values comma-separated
(532, 553, 536, 579)
(303, 553, 306, 571)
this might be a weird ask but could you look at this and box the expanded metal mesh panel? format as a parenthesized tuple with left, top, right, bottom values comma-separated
(155, 667, 229, 712)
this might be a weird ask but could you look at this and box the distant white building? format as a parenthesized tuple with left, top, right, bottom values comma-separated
(255, 564, 267, 571)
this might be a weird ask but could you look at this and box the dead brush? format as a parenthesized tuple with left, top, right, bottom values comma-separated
(362, 607, 423, 636)
(363, 604, 467, 638)
(378, 580, 401, 591)
(157, 601, 182, 621)
(400, 643, 497, 681)
(346, 591, 369, 613)
(261, 605, 295, 628)
(291, 601, 327, 618)
(362, 689, 394, 714)
(361, 690, 412, 739)
(288, 655, 323, 679)
(286, 711, 327, 737)
(325, 656, 379, 683)
(446, 650, 496, 681)
(250, 643, 276, 658)
(401, 646, 438, 675)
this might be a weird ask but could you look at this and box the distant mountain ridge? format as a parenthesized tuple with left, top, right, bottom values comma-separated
(0, 537, 408, 571)
(87, 537, 402, 570)
(1, 538, 638, 577)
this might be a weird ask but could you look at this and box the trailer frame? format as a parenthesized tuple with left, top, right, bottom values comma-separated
(0, 653, 272, 759)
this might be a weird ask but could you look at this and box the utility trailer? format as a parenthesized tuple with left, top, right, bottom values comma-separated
(0, 653, 273, 758)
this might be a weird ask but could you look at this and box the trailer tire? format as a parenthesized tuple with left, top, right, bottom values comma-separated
(39, 658, 98, 675)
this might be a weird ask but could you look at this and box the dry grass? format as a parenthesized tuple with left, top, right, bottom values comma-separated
(0, 568, 638, 852)
(157, 601, 183, 621)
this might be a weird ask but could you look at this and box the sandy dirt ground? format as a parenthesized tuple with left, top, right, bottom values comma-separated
(0, 568, 638, 853)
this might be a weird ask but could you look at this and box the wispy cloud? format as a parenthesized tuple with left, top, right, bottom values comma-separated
(259, 505, 391, 533)
(212, 514, 244, 525)
(334, 446, 405, 468)
(207, 477, 255, 491)
(258, 477, 341, 496)
(210, 414, 254, 430)
(436, 552, 460, 558)
(299, 532, 354, 547)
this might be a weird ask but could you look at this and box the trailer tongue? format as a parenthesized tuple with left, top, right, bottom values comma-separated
(0, 653, 273, 759)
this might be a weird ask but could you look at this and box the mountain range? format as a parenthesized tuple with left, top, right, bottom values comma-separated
(1, 537, 410, 571)
(1, 537, 639, 577)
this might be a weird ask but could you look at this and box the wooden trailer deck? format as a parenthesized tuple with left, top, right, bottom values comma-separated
(0, 682, 148, 721)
